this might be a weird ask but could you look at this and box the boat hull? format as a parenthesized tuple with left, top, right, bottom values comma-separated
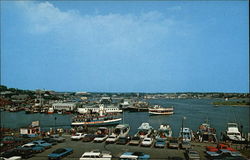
(71, 118, 122, 126)
(149, 111, 173, 115)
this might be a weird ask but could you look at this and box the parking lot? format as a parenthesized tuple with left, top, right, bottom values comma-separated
(30, 135, 210, 160)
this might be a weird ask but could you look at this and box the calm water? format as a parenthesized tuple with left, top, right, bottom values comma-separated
(1, 99, 249, 138)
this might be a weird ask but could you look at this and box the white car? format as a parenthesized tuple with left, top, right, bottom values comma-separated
(141, 137, 153, 147)
(79, 150, 112, 160)
(94, 135, 108, 143)
(71, 133, 86, 140)
(105, 135, 118, 143)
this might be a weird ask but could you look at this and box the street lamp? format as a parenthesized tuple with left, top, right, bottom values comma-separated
(54, 117, 57, 133)
(182, 116, 186, 142)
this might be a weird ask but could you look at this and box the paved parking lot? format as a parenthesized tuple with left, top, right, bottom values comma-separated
(31, 135, 209, 160)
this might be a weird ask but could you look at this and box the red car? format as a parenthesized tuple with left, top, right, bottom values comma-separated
(206, 143, 236, 152)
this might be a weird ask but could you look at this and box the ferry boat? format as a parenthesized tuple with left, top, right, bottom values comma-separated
(77, 104, 122, 114)
(148, 105, 174, 115)
(179, 128, 193, 142)
(71, 105, 122, 126)
(155, 124, 172, 140)
(197, 122, 217, 143)
(135, 123, 153, 139)
(113, 124, 130, 137)
(222, 123, 246, 143)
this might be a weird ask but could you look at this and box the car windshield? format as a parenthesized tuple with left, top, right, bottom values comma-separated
(53, 148, 66, 154)
(170, 140, 178, 143)
(132, 137, 140, 140)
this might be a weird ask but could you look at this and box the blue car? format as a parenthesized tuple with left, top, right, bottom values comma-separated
(120, 152, 150, 160)
(17, 143, 45, 153)
(30, 140, 52, 149)
(48, 148, 73, 160)
(154, 138, 166, 148)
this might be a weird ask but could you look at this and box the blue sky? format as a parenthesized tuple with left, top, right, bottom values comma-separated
(1, 1, 249, 92)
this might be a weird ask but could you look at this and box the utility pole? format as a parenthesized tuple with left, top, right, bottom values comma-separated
(182, 116, 186, 142)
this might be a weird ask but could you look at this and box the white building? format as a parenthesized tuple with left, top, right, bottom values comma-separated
(52, 102, 76, 111)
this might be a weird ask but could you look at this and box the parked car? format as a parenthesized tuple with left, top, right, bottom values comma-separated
(50, 134, 65, 143)
(17, 143, 45, 153)
(82, 134, 96, 142)
(168, 139, 179, 149)
(48, 148, 73, 160)
(71, 133, 86, 141)
(106, 134, 118, 144)
(116, 136, 130, 145)
(0, 148, 21, 160)
(119, 152, 150, 160)
(206, 149, 241, 159)
(42, 137, 58, 145)
(93, 134, 108, 143)
(79, 150, 112, 160)
(129, 136, 141, 145)
(30, 140, 52, 149)
(185, 149, 200, 160)
(16, 147, 33, 159)
(154, 138, 166, 148)
(141, 137, 153, 147)
(180, 141, 191, 150)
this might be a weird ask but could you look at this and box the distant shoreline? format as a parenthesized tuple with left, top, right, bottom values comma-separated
(212, 100, 250, 107)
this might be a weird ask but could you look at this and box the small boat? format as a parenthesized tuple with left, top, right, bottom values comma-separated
(135, 123, 153, 139)
(57, 110, 63, 115)
(113, 124, 130, 137)
(179, 128, 193, 142)
(155, 124, 172, 140)
(197, 121, 217, 143)
(148, 105, 174, 115)
(47, 108, 54, 114)
(222, 123, 246, 143)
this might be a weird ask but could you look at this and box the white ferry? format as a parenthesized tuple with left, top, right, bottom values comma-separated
(148, 105, 174, 115)
(77, 104, 122, 114)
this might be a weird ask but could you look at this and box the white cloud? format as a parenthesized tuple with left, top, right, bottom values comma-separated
(16, 1, 186, 55)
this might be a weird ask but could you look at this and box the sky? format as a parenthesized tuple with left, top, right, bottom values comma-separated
(1, 1, 249, 93)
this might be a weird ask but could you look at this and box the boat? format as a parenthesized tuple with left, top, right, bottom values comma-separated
(47, 107, 54, 114)
(197, 121, 217, 143)
(155, 124, 172, 140)
(77, 104, 122, 114)
(135, 123, 153, 139)
(72, 105, 122, 126)
(148, 105, 174, 115)
(222, 123, 246, 143)
(71, 114, 122, 126)
(113, 124, 130, 137)
(179, 128, 193, 142)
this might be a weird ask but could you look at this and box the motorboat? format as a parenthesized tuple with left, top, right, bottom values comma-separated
(135, 123, 153, 139)
(179, 128, 193, 142)
(113, 124, 130, 137)
(222, 123, 246, 143)
(197, 122, 217, 143)
(155, 124, 172, 140)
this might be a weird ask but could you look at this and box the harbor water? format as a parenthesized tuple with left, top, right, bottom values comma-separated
(1, 98, 249, 138)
